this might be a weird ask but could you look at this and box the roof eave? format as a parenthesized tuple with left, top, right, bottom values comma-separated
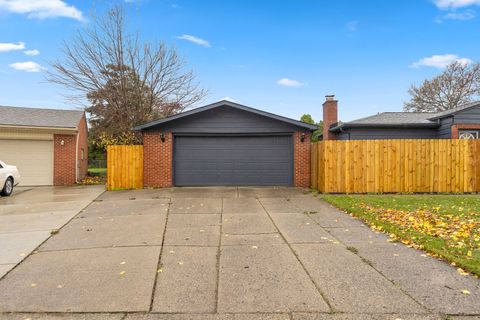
(330, 122, 439, 132)
(427, 102, 480, 120)
(134, 100, 318, 131)
(0, 124, 78, 131)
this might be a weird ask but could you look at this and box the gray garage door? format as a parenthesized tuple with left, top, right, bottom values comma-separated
(174, 135, 293, 186)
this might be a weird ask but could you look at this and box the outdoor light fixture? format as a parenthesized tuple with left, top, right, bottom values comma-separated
(60, 140, 65, 146)
(160, 133, 165, 142)
(300, 133, 305, 142)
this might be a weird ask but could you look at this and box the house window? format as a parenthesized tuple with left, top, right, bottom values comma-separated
(81, 148, 85, 160)
(459, 130, 479, 140)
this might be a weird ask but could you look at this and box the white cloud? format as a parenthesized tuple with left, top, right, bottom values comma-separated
(277, 78, 304, 88)
(177, 34, 211, 48)
(410, 54, 472, 69)
(0, 0, 84, 21)
(434, 0, 480, 9)
(0, 41, 25, 52)
(435, 9, 476, 22)
(24, 49, 39, 56)
(346, 20, 358, 32)
(9, 61, 45, 72)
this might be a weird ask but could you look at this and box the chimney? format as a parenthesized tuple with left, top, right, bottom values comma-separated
(322, 95, 338, 140)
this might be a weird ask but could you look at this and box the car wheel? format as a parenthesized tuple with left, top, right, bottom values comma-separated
(1, 177, 13, 197)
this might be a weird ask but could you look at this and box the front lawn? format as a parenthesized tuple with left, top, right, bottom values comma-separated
(320, 194, 480, 276)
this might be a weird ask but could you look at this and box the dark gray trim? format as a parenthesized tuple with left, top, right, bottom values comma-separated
(134, 100, 317, 131)
(330, 122, 439, 132)
(172, 132, 294, 137)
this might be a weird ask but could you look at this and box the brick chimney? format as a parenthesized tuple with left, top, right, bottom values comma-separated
(322, 95, 338, 140)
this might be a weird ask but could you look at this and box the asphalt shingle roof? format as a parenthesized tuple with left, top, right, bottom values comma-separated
(331, 101, 480, 131)
(348, 112, 436, 125)
(0, 106, 84, 129)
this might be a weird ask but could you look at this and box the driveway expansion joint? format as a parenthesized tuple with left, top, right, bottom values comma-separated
(148, 196, 172, 312)
(257, 197, 335, 313)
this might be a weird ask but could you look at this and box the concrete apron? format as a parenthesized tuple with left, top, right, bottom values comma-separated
(0, 187, 478, 319)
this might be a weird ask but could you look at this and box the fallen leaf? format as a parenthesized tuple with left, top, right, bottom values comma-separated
(119, 271, 126, 276)
(461, 289, 471, 295)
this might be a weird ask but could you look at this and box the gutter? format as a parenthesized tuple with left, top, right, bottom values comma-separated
(0, 124, 78, 132)
(330, 122, 439, 133)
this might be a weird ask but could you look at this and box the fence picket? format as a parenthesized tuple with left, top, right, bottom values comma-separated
(311, 139, 479, 193)
(107, 145, 144, 190)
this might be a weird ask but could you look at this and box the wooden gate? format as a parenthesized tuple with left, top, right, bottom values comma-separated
(107, 145, 144, 190)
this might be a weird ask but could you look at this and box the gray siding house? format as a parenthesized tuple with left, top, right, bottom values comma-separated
(322, 98, 480, 140)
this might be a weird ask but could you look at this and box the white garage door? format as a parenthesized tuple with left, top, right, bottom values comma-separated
(0, 139, 54, 186)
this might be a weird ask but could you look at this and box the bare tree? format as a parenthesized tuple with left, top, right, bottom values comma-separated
(47, 6, 206, 142)
(404, 61, 480, 112)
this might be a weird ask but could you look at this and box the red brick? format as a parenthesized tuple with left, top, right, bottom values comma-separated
(293, 131, 311, 188)
(323, 97, 338, 141)
(53, 134, 77, 186)
(77, 114, 88, 181)
(53, 113, 88, 186)
(143, 131, 173, 188)
(451, 124, 480, 139)
(142, 131, 310, 188)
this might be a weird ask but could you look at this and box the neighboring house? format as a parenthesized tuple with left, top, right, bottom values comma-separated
(0, 106, 88, 186)
(322, 98, 480, 140)
(134, 100, 317, 187)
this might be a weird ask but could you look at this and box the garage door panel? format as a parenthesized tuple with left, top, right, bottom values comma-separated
(0, 139, 53, 186)
(174, 135, 293, 186)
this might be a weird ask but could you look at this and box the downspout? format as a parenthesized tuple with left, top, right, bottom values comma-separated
(339, 127, 350, 140)
(75, 127, 79, 183)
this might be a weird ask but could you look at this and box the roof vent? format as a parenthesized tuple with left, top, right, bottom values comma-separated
(325, 95, 335, 101)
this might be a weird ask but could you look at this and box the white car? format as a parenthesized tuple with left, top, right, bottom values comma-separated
(0, 160, 20, 197)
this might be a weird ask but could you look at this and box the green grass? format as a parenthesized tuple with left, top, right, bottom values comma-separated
(88, 168, 107, 177)
(320, 194, 480, 276)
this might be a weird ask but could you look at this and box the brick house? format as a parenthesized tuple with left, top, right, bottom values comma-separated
(135, 100, 317, 188)
(0, 106, 88, 186)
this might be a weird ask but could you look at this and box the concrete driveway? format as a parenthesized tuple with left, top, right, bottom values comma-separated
(0, 186, 104, 278)
(0, 187, 479, 320)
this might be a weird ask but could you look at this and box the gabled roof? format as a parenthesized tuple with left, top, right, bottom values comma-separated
(0, 106, 84, 129)
(134, 100, 318, 131)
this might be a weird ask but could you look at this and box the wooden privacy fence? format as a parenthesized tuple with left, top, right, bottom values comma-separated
(107, 145, 144, 190)
(311, 139, 480, 193)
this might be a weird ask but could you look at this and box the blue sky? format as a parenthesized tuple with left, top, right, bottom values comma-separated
(0, 0, 479, 122)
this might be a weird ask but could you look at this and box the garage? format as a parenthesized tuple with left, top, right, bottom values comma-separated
(0, 139, 53, 186)
(0, 106, 88, 186)
(135, 100, 317, 188)
(174, 135, 293, 186)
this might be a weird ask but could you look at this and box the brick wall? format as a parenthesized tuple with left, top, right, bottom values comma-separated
(143, 131, 173, 188)
(451, 124, 480, 139)
(53, 134, 77, 186)
(77, 114, 88, 181)
(323, 96, 338, 141)
(293, 131, 311, 188)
